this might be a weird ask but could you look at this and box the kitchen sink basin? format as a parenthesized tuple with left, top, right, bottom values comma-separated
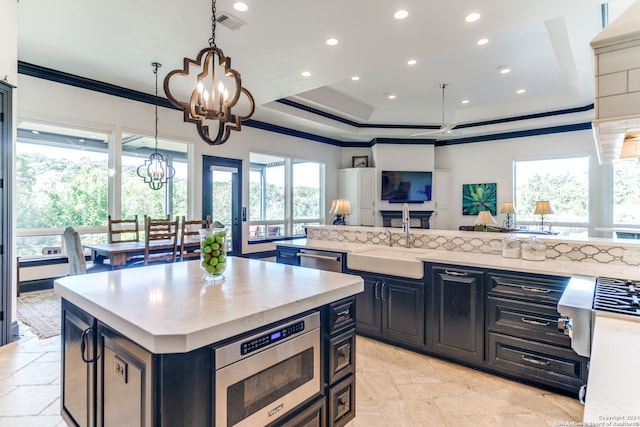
(347, 247, 425, 279)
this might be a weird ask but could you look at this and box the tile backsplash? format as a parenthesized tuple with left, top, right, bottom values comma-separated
(306, 226, 640, 267)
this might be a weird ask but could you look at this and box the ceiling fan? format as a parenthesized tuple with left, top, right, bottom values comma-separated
(411, 83, 459, 137)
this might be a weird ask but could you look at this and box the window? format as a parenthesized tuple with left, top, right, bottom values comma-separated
(16, 123, 110, 257)
(514, 157, 589, 237)
(121, 133, 188, 219)
(613, 160, 640, 225)
(249, 153, 322, 239)
(16, 122, 190, 257)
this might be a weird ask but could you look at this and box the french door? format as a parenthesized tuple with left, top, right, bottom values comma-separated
(202, 156, 242, 256)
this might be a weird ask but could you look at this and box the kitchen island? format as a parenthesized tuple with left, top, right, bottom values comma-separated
(54, 257, 364, 427)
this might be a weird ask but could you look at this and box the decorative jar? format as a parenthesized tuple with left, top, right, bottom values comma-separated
(198, 227, 228, 283)
(521, 236, 546, 261)
(502, 234, 521, 259)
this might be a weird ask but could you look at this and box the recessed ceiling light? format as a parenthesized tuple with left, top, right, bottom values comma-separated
(326, 38, 339, 46)
(388, 94, 397, 100)
(407, 59, 417, 65)
(476, 38, 488, 46)
(465, 12, 481, 23)
(516, 89, 526, 94)
(497, 65, 511, 74)
(461, 100, 470, 104)
(351, 76, 360, 81)
(78, 138, 85, 142)
(31, 130, 39, 135)
(394, 9, 409, 20)
(301, 71, 311, 77)
(233, 1, 248, 12)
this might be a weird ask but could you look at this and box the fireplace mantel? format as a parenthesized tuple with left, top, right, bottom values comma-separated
(379, 210, 433, 229)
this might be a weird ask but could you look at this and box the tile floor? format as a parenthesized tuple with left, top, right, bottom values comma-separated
(0, 324, 583, 427)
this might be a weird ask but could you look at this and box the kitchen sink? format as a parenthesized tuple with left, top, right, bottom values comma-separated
(347, 247, 426, 279)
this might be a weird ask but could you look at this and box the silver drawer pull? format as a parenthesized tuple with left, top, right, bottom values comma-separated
(521, 317, 551, 326)
(444, 270, 468, 276)
(521, 286, 551, 293)
(298, 253, 340, 262)
(521, 355, 551, 366)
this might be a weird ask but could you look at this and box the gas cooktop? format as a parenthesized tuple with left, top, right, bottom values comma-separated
(593, 277, 640, 316)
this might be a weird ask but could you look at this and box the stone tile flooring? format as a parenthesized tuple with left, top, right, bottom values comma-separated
(0, 324, 583, 426)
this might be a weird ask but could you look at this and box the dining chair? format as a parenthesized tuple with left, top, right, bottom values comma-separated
(108, 215, 140, 243)
(179, 215, 211, 261)
(63, 226, 112, 275)
(143, 217, 179, 265)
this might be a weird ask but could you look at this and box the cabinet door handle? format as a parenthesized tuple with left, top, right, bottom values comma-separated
(374, 281, 381, 300)
(444, 270, 467, 276)
(80, 327, 99, 364)
(521, 286, 551, 293)
(521, 317, 550, 326)
(521, 355, 551, 366)
(381, 282, 388, 301)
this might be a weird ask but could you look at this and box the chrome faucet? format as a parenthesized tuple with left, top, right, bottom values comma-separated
(402, 204, 411, 248)
(385, 229, 393, 247)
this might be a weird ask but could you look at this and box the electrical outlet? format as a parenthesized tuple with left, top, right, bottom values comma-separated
(623, 249, 640, 264)
(114, 355, 128, 384)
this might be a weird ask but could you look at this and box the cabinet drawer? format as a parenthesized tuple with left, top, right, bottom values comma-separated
(268, 396, 325, 427)
(276, 247, 300, 266)
(328, 298, 355, 334)
(487, 272, 568, 304)
(327, 329, 355, 385)
(487, 296, 571, 347)
(328, 374, 356, 427)
(488, 332, 588, 393)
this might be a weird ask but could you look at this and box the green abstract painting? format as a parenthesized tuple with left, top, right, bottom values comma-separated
(462, 183, 497, 215)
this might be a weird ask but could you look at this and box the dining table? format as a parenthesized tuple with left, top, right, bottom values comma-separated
(84, 239, 199, 269)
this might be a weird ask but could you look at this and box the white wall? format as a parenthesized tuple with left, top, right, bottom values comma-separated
(434, 130, 606, 233)
(17, 75, 343, 254)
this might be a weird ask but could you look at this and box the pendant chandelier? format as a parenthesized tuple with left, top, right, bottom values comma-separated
(137, 62, 176, 190)
(163, 0, 255, 145)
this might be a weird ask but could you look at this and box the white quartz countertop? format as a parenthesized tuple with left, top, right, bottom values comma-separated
(277, 239, 640, 280)
(583, 312, 640, 422)
(54, 257, 364, 354)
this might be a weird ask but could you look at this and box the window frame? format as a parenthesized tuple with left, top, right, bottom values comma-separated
(248, 153, 323, 242)
(513, 155, 590, 236)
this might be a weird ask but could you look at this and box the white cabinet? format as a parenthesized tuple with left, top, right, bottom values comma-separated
(338, 168, 376, 226)
(431, 170, 450, 230)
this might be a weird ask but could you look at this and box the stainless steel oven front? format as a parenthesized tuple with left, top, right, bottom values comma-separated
(214, 311, 321, 427)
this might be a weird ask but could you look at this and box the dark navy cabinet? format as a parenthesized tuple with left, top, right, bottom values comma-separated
(428, 265, 485, 364)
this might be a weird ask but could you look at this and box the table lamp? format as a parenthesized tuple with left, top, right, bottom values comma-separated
(475, 210, 497, 232)
(534, 201, 553, 229)
(500, 202, 516, 229)
(332, 199, 352, 225)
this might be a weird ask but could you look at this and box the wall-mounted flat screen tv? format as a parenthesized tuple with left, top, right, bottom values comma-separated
(381, 171, 433, 203)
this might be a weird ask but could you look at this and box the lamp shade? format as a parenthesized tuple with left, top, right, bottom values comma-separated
(534, 201, 554, 215)
(329, 199, 337, 214)
(475, 210, 497, 225)
(500, 202, 516, 214)
(333, 199, 352, 215)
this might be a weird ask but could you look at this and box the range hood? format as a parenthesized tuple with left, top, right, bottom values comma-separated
(591, 0, 640, 164)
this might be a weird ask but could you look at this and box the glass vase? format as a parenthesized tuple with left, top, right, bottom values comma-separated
(198, 227, 228, 283)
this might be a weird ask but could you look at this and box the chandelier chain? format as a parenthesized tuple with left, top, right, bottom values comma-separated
(154, 63, 159, 150)
(209, 0, 217, 48)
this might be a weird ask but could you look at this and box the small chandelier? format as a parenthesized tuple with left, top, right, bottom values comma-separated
(137, 62, 176, 190)
(163, 0, 255, 145)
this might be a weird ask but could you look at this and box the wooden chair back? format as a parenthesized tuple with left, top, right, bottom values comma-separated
(179, 215, 211, 261)
(108, 215, 139, 243)
(143, 217, 178, 265)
